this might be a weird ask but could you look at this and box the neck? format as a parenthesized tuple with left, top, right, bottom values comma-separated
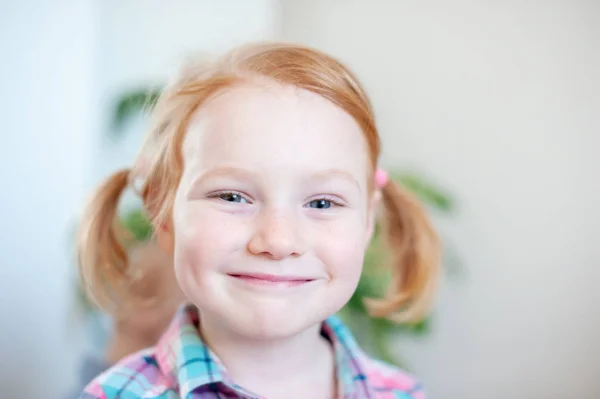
(199, 313, 336, 399)
(105, 326, 158, 365)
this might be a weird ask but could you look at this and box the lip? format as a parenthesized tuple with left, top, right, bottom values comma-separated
(227, 273, 317, 288)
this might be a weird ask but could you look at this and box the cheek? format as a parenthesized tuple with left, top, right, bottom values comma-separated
(172, 202, 248, 278)
(314, 215, 367, 282)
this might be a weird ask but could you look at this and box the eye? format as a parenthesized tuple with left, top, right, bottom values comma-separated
(308, 199, 332, 209)
(306, 196, 343, 210)
(213, 192, 250, 204)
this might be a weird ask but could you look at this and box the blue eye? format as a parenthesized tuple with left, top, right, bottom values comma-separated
(218, 192, 248, 203)
(308, 199, 333, 209)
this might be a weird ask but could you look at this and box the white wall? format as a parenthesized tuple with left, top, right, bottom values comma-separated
(281, 1, 600, 398)
(0, 2, 98, 398)
(0, 1, 279, 397)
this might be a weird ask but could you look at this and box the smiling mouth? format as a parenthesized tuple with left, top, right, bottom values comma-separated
(227, 273, 315, 287)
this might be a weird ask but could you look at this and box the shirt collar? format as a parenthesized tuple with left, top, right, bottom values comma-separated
(155, 304, 376, 399)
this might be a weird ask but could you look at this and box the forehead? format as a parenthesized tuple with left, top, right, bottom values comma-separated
(181, 82, 369, 178)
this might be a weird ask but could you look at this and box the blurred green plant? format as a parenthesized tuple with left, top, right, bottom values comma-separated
(111, 88, 162, 134)
(81, 87, 458, 367)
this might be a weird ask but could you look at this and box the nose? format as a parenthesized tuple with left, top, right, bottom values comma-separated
(247, 211, 306, 260)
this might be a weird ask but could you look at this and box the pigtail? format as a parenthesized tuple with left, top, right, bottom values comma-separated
(76, 168, 132, 312)
(365, 180, 441, 324)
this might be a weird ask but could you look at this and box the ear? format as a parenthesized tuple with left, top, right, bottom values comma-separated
(155, 220, 175, 255)
(365, 189, 382, 247)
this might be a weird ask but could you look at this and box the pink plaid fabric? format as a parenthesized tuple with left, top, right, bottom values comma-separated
(81, 304, 425, 398)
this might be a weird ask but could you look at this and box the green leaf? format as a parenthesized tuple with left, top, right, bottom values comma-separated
(120, 208, 154, 242)
(111, 88, 163, 136)
(393, 172, 454, 212)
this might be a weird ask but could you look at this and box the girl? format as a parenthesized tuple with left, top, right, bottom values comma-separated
(78, 42, 440, 399)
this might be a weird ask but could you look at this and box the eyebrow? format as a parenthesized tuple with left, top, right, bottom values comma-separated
(187, 166, 257, 194)
(309, 168, 360, 189)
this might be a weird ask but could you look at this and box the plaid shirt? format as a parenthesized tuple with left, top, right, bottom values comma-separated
(81, 304, 425, 399)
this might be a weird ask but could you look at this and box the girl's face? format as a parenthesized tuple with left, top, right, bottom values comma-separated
(166, 83, 377, 339)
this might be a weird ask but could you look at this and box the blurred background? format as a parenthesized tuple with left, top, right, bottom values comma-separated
(1, 1, 599, 398)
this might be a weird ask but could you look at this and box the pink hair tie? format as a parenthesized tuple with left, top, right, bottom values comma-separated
(375, 168, 389, 188)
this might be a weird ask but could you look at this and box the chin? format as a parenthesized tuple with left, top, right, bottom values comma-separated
(228, 307, 326, 341)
